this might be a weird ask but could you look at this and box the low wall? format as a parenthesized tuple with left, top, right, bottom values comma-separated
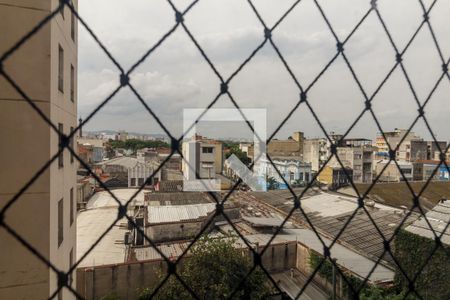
(146, 221, 203, 242)
(296, 243, 344, 299)
(77, 242, 297, 300)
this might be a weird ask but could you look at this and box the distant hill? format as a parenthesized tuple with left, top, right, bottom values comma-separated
(85, 130, 168, 139)
(339, 181, 450, 210)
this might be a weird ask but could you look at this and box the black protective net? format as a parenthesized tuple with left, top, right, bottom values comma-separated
(0, 0, 449, 299)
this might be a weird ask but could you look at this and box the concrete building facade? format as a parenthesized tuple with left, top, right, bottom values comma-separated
(330, 146, 374, 183)
(413, 160, 450, 181)
(267, 132, 304, 159)
(0, 1, 78, 299)
(375, 160, 413, 182)
(303, 138, 327, 172)
(77, 138, 104, 163)
(375, 129, 422, 158)
(258, 158, 312, 189)
(318, 166, 353, 188)
(128, 163, 152, 187)
(182, 139, 218, 180)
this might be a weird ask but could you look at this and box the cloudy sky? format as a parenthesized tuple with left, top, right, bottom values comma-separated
(78, 0, 450, 141)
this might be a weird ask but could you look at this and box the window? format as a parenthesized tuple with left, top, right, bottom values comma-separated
(403, 169, 412, 174)
(58, 198, 64, 247)
(70, 11, 75, 41)
(130, 178, 136, 186)
(201, 162, 214, 168)
(70, 188, 74, 226)
(58, 123, 64, 168)
(70, 126, 74, 163)
(70, 65, 74, 102)
(202, 147, 213, 154)
(58, 45, 64, 93)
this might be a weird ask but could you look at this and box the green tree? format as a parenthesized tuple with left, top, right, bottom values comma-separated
(225, 144, 251, 166)
(267, 176, 279, 190)
(108, 139, 170, 153)
(138, 236, 272, 300)
(309, 252, 415, 300)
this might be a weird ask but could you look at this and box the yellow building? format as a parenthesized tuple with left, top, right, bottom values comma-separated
(318, 166, 353, 188)
(0, 1, 78, 299)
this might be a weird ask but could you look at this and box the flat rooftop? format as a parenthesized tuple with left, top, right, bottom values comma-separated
(87, 189, 146, 208)
(78, 189, 145, 267)
(77, 208, 127, 267)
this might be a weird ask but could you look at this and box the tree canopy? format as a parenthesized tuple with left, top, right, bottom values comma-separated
(139, 236, 273, 300)
(108, 139, 170, 152)
(225, 144, 251, 166)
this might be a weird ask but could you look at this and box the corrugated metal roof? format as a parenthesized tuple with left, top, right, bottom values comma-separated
(405, 200, 450, 245)
(278, 229, 395, 283)
(147, 203, 216, 224)
(243, 216, 292, 228)
(147, 192, 210, 205)
(131, 229, 394, 283)
(249, 191, 406, 266)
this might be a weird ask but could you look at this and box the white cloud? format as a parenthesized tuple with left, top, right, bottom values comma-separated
(78, 0, 450, 140)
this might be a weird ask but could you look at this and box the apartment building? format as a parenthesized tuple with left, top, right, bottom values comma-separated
(330, 145, 374, 184)
(0, 1, 78, 299)
(182, 139, 218, 180)
(303, 138, 327, 172)
(117, 130, 128, 141)
(375, 129, 422, 160)
(427, 141, 447, 160)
